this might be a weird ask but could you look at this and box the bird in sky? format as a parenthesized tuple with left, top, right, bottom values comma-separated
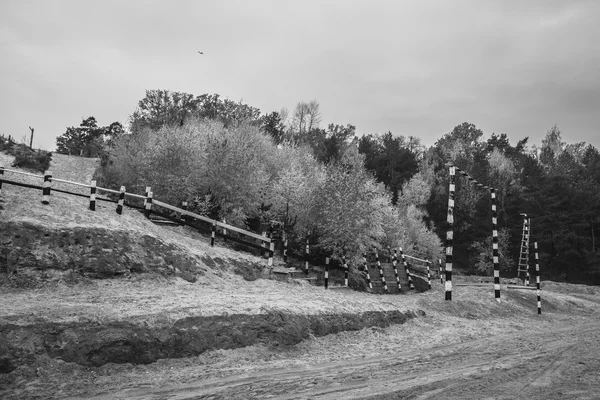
(198, 51, 204, 54)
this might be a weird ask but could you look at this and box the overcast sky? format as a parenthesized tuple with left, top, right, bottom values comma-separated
(1, 0, 599, 151)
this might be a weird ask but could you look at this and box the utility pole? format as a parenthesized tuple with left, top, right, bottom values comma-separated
(28, 126, 34, 149)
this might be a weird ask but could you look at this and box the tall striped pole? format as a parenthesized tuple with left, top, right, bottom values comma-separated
(116, 186, 125, 214)
(144, 191, 153, 218)
(438, 258, 443, 284)
(42, 170, 52, 205)
(324, 257, 329, 289)
(375, 249, 388, 293)
(445, 165, 455, 300)
(426, 260, 432, 290)
(363, 252, 372, 291)
(89, 180, 96, 211)
(343, 255, 349, 286)
(491, 189, 500, 301)
(268, 240, 274, 268)
(399, 248, 414, 290)
(535, 242, 541, 314)
(211, 222, 216, 246)
(392, 249, 402, 291)
(305, 239, 310, 275)
(144, 186, 151, 209)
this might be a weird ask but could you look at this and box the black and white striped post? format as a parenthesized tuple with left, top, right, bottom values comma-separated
(525, 218, 531, 286)
(222, 218, 228, 241)
(399, 248, 414, 290)
(211, 222, 216, 246)
(535, 242, 541, 314)
(268, 240, 274, 268)
(89, 180, 97, 211)
(305, 239, 310, 275)
(181, 201, 188, 222)
(363, 252, 373, 291)
(324, 256, 330, 289)
(144, 191, 153, 218)
(445, 165, 455, 300)
(426, 260, 432, 290)
(392, 249, 402, 291)
(0, 165, 4, 196)
(438, 258, 443, 284)
(261, 232, 267, 256)
(116, 186, 125, 214)
(283, 233, 288, 264)
(343, 255, 349, 286)
(375, 249, 388, 293)
(42, 170, 52, 205)
(491, 189, 500, 301)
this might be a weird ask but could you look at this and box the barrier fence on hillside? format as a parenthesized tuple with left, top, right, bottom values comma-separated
(0, 166, 274, 266)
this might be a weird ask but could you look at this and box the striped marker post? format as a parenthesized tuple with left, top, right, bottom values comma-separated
(438, 258, 443, 284)
(343, 255, 349, 286)
(261, 232, 267, 256)
(305, 239, 310, 275)
(392, 249, 402, 291)
(268, 240, 274, 268)
(181, 201, 188, 222)
(0, 165, 4, 196)
(144, 191, 153, 218)
(399, 248, 414, 290)
(491, 189, 500, 301)
(324, 257, 329, 289)
(116, 186, 125, 214)
(535, 242, 541, 314)
(222, 218, 228, 241)
(89, 180, 96, 211)
(144, 186, 151, 209)
(42, 170, 52, 204)
(426, 260, 432, 290)
(375, 249, 388, 293)
(445, 165, 455, 300)
(363, 252, 373, 290)
(211, 222, 216, 246)
(283, 233, 288, 264)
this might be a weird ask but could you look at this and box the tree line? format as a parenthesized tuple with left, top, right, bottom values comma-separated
(55, 89, 600, 283)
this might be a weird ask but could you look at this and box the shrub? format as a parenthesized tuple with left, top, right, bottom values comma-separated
(9, 144, 52, 173)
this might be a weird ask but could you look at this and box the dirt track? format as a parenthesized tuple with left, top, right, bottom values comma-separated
(66, 317, 599, 400)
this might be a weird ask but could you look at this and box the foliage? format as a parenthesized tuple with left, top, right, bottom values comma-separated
(9, 144, 52, 172)
(56, 117, 123, 158)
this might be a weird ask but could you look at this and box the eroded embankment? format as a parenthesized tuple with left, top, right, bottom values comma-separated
(0, 309, 423, 373)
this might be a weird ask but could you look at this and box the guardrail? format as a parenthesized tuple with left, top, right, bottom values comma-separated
(0, 166, 274, 265)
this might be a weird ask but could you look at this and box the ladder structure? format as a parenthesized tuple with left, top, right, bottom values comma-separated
(518, 215, 530, 284)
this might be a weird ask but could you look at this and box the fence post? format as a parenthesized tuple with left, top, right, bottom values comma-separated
(211, 222, 216, 247)
(144, 186, 150, 208)
(181, 201, 188, 222)
(116, 186, 125, 214)
(42, 170, 52, 205)
(426, 260, 432, 290)
(535, 242, 541, 315)
(268, 239, 274, 267)
(445, 165, 456, 300)
(89, 180, 96, 211)
(363, 252, 372, 291)
(0, 165, 5, 196)
(283, 233, 288, 264)
(399, 248, 414, 290)
(375, 249, 387, 293)
(144, 191, 153, 218)
(324, 257, 329, 289)
(392, 249, 402, 291)
(261, 232, 267, 256)
(343, 255, 349, 286)
(305, 239, 310, 275)
(438, 258, 443, 284)
(222, 218, 227, 241)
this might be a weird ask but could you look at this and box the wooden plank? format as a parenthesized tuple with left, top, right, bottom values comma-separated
(51, 177, 91, 188)
(2, 168, 43, 179)
(96, 186, 121, 195)
(507, 285, 537, 290)
(404, 254, 429, 263)
(455, 283, 492, 287)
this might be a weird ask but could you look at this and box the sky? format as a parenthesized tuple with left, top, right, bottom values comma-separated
(1, 0, 599, 151)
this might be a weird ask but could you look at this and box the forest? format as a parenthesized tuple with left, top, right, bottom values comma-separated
(54, 89, 600, 284)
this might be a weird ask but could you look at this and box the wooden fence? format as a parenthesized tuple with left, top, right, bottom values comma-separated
(0, 166, 274, 266)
